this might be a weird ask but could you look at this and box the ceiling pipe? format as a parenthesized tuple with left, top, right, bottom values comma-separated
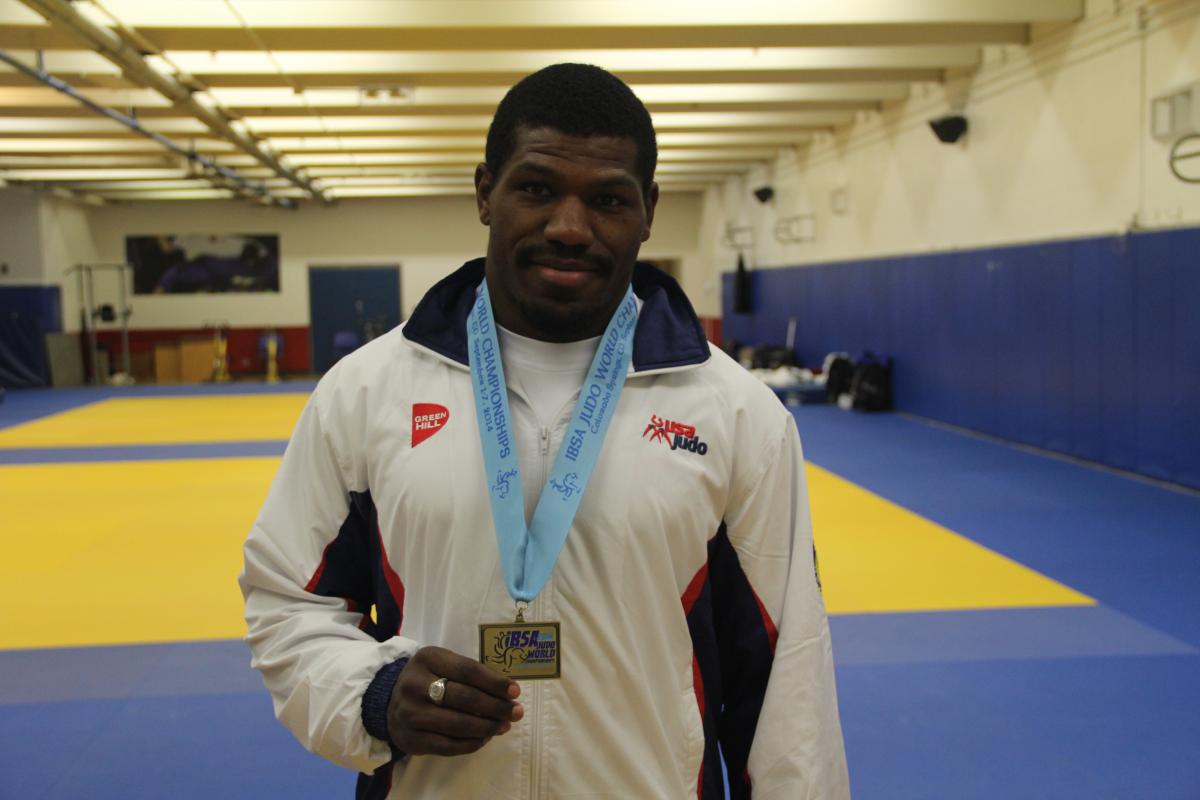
(16, 0, 329, 204)
(0, 48, 284, 207)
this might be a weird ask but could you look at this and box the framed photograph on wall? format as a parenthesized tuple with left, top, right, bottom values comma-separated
(126, 233, 280, 294)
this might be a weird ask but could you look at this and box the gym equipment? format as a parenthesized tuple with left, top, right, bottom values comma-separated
(259, 329, 283, 384)
(67, 263, 133, 386)
(204, 321, 232, 383)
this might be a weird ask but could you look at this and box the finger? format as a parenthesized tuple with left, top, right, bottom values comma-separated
(409, 706, 511, 740)
(441, 681, 522, 722)
(397, 730, 491, 757)
(429, 650, 519, 699)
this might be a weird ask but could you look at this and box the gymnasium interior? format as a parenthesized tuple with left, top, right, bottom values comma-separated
(1, 2, 1198, 798)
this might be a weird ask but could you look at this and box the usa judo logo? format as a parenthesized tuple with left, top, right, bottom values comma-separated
(643, 414, 708, 456)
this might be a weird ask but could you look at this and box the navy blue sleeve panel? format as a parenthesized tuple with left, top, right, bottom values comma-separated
(713, 522, 778, 800)
(685, 524, 780, 799)
(355, 763, 393, 800)
(303, 489, 406, 645)
(684, 557, 727, 800)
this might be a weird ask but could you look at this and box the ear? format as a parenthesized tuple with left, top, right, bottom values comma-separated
(475, 162, 494, 225)
(640, 181, 659, 243)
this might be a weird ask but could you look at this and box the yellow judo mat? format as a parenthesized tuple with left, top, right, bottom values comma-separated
(0, 395, 1092, 650)
(0, 395, 309, 448)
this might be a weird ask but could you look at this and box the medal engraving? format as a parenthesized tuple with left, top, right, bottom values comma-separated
(479, 621, 561, 680)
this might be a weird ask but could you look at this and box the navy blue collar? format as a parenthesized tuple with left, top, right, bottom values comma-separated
(403, 257, 710, 372)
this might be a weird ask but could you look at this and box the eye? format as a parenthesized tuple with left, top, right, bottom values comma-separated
(519, 182, 551, 198)
(594, 194, 624, 208)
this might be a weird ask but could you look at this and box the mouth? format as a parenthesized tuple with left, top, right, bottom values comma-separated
(534, 265, 593, 290)
(528, 255, 602, 291)
(532, 256, 593, 271)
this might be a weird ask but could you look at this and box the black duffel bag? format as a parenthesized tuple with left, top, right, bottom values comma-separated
(849, 353, 893, 411)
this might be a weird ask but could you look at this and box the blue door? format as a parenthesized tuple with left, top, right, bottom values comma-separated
(308, 266, 401, 373)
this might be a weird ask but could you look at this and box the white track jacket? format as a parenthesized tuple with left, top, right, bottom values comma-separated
(240, 259, 849, 799)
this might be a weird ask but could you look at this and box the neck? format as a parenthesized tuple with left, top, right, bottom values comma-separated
(490, 291, 624, 343)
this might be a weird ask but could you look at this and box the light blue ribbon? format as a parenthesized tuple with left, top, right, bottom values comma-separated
(467, 281, 638, 603)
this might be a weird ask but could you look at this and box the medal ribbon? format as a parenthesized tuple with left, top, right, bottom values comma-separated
(467, 281, 637, 603)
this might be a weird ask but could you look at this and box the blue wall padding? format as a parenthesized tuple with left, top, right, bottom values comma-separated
(0, 285, 62, 388)
(721, 227, 1200, 490)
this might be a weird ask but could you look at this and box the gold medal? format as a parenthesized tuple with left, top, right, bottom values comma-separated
(478, 616, 561, 680)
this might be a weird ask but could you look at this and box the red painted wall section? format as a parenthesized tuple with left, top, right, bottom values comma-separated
(698, 316, 722, 346)
(93, 317, 719, 376)
(94, 326, 312, 375)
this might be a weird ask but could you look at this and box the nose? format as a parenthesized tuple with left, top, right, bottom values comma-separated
(543, 195, 594, 249)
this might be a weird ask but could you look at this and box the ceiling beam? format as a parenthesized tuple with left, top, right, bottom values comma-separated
(0, 167, 187, 180)
(0, 136, 234, 152)
(0, 21, 1034, 51)
(0, 0, 1085, 204)
(158, 46, 983, 73)
(14, 0, 328, 201)
(218, 111, 851, 136)
(0, 1, 1083, 50)
(0, 153, 182, 166)
(0, 47, 301, 205)
(88, 187, 237, 199)
(102, 46, 978, 89)
(0, 81, 911, 117)
(0, 86, 168, 107)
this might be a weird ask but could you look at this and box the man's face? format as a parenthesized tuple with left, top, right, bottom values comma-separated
(475, 126, 658, 342)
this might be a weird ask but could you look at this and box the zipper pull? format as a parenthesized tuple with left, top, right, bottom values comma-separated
(539, 426, 550, 457)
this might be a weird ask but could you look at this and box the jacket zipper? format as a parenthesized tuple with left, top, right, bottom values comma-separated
(530, 424, 551, 799)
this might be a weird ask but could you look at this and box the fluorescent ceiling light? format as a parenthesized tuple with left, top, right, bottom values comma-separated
(0, 139, 236, 153)
(161, 47, 980, 74)
(0, 168, 189, 180)
(93, 189, 238, 200)
(330, 186, 476, 198)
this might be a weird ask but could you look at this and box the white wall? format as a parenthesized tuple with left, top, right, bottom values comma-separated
(39, 195, 100, 328)
(79, 194, 480, 332)
(22, 2, 1185, 327)
(33, 189, 702, 333)
(0, 187, 45, 285)
(1143, 1, 1200, 226)
(701, 0, 1200, 279)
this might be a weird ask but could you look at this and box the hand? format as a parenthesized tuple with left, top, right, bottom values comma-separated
(387, 645, 523, 756)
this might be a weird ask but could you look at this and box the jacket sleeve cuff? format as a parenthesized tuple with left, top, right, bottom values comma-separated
(362, 656, 408, 754)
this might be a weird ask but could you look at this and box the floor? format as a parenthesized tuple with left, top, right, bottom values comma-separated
(1, 384, 1197, 799)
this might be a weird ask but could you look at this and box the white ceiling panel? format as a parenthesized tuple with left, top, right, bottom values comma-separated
(0, 0, 1083, 202)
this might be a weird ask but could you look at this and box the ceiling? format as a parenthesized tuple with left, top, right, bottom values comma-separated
(0, 0, 1084, 206)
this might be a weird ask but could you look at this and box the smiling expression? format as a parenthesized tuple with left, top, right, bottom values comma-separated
(475, 126, 658, 342)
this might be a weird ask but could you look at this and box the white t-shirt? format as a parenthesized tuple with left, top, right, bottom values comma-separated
(496, 324, 599, 521)
(496, 324, 599, 428)
(494, 294, 643, 520)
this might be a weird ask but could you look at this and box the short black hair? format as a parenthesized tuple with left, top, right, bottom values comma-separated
(485, 63, 657, 191)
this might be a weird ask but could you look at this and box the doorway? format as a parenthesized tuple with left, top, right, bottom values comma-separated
(308, 265, 401, 373)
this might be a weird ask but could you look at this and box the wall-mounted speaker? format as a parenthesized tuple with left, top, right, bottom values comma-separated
(929, 115, 968, 143)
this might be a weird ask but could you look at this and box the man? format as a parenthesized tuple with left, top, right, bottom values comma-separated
(241, 63, 848, 799)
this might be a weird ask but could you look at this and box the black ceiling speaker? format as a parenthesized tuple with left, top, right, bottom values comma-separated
(753, 185, 775, 204)
(929, 115, 968, 143)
